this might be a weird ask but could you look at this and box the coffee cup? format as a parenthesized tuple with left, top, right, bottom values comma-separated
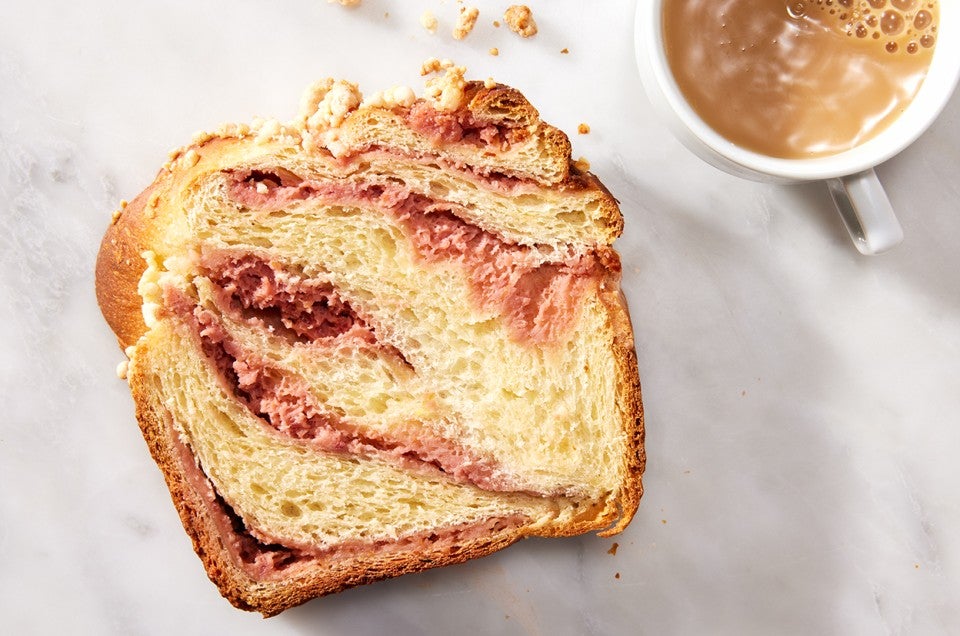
(635, 0, 960, 254)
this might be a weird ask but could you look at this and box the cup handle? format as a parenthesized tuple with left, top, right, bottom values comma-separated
(826, 169, 904, 255)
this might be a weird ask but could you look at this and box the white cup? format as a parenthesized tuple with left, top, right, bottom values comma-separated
(634, 1, 960, 254)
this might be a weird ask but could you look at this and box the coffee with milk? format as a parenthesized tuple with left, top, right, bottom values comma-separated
(663, 0, 940, 159)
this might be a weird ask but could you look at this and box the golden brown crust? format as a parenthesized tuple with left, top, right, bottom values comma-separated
(95, 187, 157, 349)
(96, 76, 644, 615)
(464, 82, 539, 127)
(602, 290, 645, 536)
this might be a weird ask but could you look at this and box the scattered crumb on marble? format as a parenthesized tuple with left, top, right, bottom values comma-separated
(328, 0, 361, 5)
(493, 20, 501, 27)
(608, 542, 619, 555)
(489, 47, 499, 56)
(420, 10, 438, 33)
(661, 519, 667, 524)
(742, 389, 747, 397)
(453, 6, 479, 40)
(615, 572, 621, 579)
(578, 123, 590, 135)
(561, 47, 570, 54)
(504, 5, 537, 37)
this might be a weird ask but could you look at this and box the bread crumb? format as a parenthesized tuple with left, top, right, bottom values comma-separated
(561, 47, 569, 54)
(615, 572, 621, 580)
(504, 5, 537, 37)
(327, 0, 360, 6)
(116, 360, 129, 380)
(607, 542, 619, 555)
(484, 77, 496, 89)
(578, 123, 590, 135)
(574, 156, 591, 172)
(489, 47, 499, 56)
(420, 10, 438, 33)
(493, 20, 501, 27)
(453, 6, 479, 40)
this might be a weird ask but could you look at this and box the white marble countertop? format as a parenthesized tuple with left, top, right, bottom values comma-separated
(3, 1, 959, 634)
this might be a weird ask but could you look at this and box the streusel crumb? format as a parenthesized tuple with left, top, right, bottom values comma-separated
(424, 63, 468, 112)
(420, 10, 438, 34)
(453, 6, 479, 40)
(504, 5, 537, 37)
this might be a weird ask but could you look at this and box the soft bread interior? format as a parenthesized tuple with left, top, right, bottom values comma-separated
(149, 155, 629, 499)
(135, 321, 587, 549)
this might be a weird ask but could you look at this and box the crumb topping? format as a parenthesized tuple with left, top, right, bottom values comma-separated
(453, 6, 479, 40)
(504, 5, 537, 37)
(420, 57, 454, 76)
(300, 79, 362, 130)
(360, 85, 417, 110)
(253, 119, 282, 145)
(173, 62, 503, 154)
(422, 61, 468, 112)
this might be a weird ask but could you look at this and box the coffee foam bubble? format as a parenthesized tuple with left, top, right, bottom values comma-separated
(793, 0, 938, 55)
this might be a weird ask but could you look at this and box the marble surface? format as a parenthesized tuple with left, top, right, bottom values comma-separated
(3, 1, 959, 633)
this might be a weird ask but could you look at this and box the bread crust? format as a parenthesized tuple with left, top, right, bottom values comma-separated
(96, 186, 157, 349)
(96, 79, 644, 615)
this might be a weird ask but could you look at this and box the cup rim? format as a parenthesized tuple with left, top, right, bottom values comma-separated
(635, 0, 960, 181)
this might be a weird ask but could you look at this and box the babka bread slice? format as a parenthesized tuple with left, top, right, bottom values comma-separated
(96, 64, 644, 616)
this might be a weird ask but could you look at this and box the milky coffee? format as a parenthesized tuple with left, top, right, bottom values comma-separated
(663, 0, 940, 159)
